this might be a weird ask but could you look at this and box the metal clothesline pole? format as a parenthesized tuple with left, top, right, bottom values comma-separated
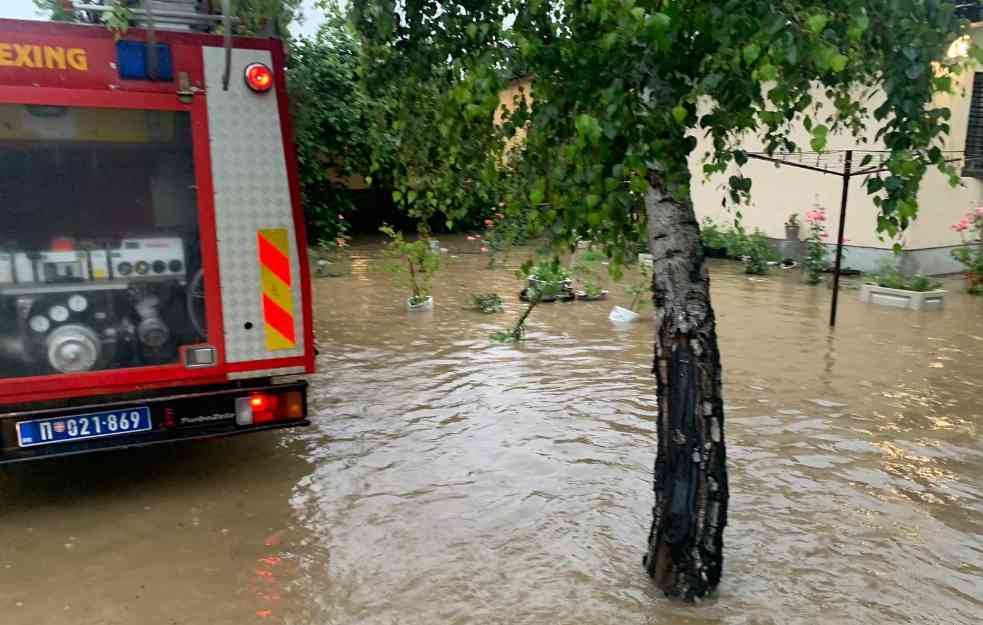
(745, 150, 973, 328)
(829, 150, 852, 328)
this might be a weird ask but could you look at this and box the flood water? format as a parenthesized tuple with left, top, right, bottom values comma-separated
(1, 236, 982, 625)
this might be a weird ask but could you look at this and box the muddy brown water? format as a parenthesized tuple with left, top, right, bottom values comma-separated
(1, 237, 981, 625)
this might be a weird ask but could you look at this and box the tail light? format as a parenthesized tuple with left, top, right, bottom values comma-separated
(235, 391, 304, 426)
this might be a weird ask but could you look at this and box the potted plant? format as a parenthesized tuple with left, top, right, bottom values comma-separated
(471, 292, 504, 313)
(785, 213, 801, 241)
(730, 227, 779, 275)
(380, 225, 441, 311)
(494, 260, 566, 342)
(572, 251, 609, 301)
(951, 207, 983, 294)
(860, 260, 945, 311)
(609, 265, 651, 323)
(523, 258, 574, 302)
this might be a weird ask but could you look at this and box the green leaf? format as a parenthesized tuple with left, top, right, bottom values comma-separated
(810, 124, 829, 152)
(806, 14, 829, 34)
(393, 190, 403, 202)
(466, 24, 478, 39)
(755, 64, 777, 82)
(742, 43, 761, 64)
(672, 105, 687, 123)
(830, 54, 848, 73)
(652, 13, 670, 29)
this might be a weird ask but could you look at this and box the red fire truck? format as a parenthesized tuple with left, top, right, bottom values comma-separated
(0, 4, 314, 463)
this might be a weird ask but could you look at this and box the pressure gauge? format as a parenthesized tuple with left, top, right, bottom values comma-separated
(68, 294, 88, 313)
(29, 315, 51, 333)
(49, 305, 69, 323)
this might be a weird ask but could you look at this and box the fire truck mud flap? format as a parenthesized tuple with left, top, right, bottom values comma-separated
(0, 381, 309, 464)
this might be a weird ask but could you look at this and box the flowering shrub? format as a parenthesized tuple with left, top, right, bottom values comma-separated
(951, 207, 983, 293)
(314, 214, 352, 277)
(478, 210, 519, 269)
(803, 207, 830, 285)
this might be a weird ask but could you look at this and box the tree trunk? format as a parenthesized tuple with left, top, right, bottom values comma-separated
(642, 176, 729, 600)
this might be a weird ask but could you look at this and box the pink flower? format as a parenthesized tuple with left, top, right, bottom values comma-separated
(954, 218, 971, 232)
(336, 238, 348, 247)
(484, 219, 494, 226)
(338, 214, 345, 220)
(466, 235, 477, 241)
(820, 233, 829, 240)
(496, 213, 505, 219)
(480, 246, 489, 253)
(975, 206, 983, 217)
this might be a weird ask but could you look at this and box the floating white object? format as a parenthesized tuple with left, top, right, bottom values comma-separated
(609, 305, 641, 323)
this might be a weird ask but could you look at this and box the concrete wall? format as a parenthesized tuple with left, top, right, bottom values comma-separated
(690, 33, 983, 274)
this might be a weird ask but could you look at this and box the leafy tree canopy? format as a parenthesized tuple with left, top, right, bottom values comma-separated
(33, 0, 304, 36)
(351, 0, 977, 261)
(289, 2, 397, 240)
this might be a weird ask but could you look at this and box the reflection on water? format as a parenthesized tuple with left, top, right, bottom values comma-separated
(1, 236, 982, 625)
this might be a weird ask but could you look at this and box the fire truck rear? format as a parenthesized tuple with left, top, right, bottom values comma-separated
(0, 5, 315, 463)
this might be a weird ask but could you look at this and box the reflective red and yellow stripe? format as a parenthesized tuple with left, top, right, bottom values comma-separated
(257, 229, 296, 350)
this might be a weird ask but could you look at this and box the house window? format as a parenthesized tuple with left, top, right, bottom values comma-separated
(964, 72, 983, 177)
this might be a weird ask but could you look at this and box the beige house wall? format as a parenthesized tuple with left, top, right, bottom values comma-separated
(692, 35, 983, 261)
(497, 77, 534, 153)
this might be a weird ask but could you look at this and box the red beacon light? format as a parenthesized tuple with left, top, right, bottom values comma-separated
(244, 63, 274, 93)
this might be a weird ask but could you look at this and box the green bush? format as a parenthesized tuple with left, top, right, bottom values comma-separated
(869, 261, 941, 292)
(471, 292, 504, 313)
(728, 228, 778, 274)
(700, 218, 730, 250)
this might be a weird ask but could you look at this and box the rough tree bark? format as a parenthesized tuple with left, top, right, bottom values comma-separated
(642, 174, 729, 600)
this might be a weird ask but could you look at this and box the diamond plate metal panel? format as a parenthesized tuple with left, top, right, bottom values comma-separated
(203, 47, 304, 363)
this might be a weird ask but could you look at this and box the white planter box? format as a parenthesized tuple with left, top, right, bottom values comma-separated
(407, 296, 434, 312)
(859, 283, 945, 311)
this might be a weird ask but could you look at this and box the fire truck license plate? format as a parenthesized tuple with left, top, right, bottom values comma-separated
(16, 407, 152, 448)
